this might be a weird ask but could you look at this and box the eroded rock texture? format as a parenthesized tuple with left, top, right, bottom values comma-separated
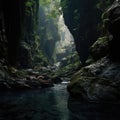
(107, 1, 120, 61)
(61, 0, 102, 64)
(68, 1, 120, 103)
(0, 0, 39, 68)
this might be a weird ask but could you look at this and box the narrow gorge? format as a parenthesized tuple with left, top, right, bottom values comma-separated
(0, 0, 120, 120)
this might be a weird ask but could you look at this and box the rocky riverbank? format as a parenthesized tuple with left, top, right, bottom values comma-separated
(68, 57, 120, 103)
(0, 62, 65, 90)
(67, 1, 120, 103)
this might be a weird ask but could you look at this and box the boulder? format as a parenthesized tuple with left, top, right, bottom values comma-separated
(90, 37, 109, 60)
(68, 57, 120, 103)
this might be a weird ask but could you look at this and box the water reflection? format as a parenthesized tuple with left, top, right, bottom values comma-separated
(68, 97, 120, 120)
(0, 83, 120, 120)
(0, 84, 69, 120)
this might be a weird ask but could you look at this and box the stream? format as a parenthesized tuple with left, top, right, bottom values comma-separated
(0, 80, 120, 120)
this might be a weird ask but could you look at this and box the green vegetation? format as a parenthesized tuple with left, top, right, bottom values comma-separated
(40, 0, 62, 19)
(96, 0, 112, 11)
(25, 0, 34, 16)
(60, 0, 68, 9)
(54, 53, 81, 77)
(25, 1, 33, 7)
(40, 0, 51, 6)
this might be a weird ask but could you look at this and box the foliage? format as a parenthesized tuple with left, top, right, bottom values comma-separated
(56, 52, 81, 76)
(25, 1, 33, 8)
(96, 0, 113, 11)
(40, 0, 62, 19)
(60, 0, 68, 9)
(40, 0, 51, 6)
(25, 0, 37, 16)
(47, 8, 62, 19)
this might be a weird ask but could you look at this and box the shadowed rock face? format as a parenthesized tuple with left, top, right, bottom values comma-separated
(0, 0, 39, 67)
(67, 1, 120, 103)
(61, 0, 102, 64)
(68, 57, 120, 103)
(90, 37, 109, 61)
(107, 1, 120, 61)
(0, 0, 22, 65)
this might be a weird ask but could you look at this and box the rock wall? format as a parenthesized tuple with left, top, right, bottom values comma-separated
(0, 0, 43, 68)
(0, 0, 7, 61)
(0, 0, 115, 68)
(61, 0, 114, 65)
(0, 0, 21, 65)
(67, 1, 120, 103)
(61, 0, 102, 65)
(107, 1, 120, 61)
(18, 0, 40, 68)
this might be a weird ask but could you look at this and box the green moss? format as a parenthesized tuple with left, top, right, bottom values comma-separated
(57, 61, 80, 76)
(15, 70, 28, 78)
(25, 1, 33, 7)
(96, 37, 108, 45)
(0, 70, 5, 79)
(96, 0, 112, 11)
(86, 56, 94, 65)
(90, 36, 109, 60)
(34, 52, 48, 66)
(25, 1, 34, 16)
(68, 75, 98, 97)
(40, 0, 51, 6)
(72, 67, 94, 79)
(67, 62, 112, 99)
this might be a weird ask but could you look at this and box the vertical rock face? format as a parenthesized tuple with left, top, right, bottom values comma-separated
(3, 0, 21, 66)
(61, 0, 114, 64)
(0, 0, 40, 67)
(19, 0, 40, 68)
(67, 1, 120, 103)
(0, 0, 7, 60)
(107, 1, 120, 61)
(0, 0, 23, 65)
(0, 0, 21, 64)
(1, 0, 76, 68)
(0, 0, 115, 68)
(61, 0, 102, 64)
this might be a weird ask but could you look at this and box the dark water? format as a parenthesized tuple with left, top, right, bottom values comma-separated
(0, 81, 120, 120)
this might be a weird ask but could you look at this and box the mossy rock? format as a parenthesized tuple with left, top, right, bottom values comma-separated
(68, 74, 120, 102)
(15, 70, 28, 78)
(68, 57, 120, 103)
(90, 36, 109, 60)
(0, 70, 5, 79)
(68, 76, 99, 101)
(70, 67, 95, 81)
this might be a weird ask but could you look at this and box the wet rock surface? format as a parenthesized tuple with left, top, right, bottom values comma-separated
(0, 65, 65, 90)
(68, 1, 120, 103)
(90, 37, 109, 60)
(68, 57, 120, 103)
(0, 76, 54, 90)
